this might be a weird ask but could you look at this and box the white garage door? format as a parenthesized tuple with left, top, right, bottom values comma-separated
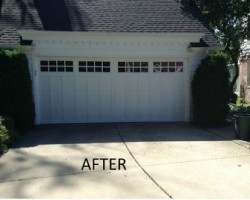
(38, 59, 185, 124)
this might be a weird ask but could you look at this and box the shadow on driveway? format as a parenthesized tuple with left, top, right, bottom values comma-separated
(13, 122, 234, 148)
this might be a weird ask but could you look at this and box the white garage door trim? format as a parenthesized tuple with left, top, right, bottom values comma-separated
(34, 57, 190, 124)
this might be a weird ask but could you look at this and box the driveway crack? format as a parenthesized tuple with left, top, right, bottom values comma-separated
(115, 124, 173, 199)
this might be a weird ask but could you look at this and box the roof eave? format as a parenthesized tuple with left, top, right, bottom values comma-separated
(0, 44, 33, 50)
(188, 46, 224, 53)
(18, 30, 205, 40)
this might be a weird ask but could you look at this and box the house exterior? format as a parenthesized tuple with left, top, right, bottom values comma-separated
(0, 0, 221, 124)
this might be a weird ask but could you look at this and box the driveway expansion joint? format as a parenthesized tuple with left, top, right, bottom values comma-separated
(115, 124, 173, 199)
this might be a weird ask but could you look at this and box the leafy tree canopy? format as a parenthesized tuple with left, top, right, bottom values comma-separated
(189, 0, 250, 98)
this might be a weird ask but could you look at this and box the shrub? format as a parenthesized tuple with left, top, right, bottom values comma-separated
(0, 49, 35, 131)
(0, 115, 18, 154)
(192, 51, 230, 126)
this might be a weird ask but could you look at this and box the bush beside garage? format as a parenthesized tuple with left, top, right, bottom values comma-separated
(0, 49, 35, 154)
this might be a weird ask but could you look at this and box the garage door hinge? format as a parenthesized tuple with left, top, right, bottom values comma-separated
(34, 70, 37, 77)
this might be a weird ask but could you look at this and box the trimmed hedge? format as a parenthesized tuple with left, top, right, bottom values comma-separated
(0, 49, 35, 131)
(192, 51, 230, 126)
(0, 115, 18, 154)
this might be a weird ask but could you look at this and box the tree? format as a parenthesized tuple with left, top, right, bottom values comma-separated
(191, 0, 250, 101)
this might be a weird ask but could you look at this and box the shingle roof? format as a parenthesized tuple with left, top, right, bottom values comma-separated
(0, 0, 220, 47)
(0, 28, 21, 46)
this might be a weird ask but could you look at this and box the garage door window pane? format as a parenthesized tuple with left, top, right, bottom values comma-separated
(49, 67, 57, 72)
(57, 61, 64, 66)
(118, 62, 148, 73)
(41, 61, 48, 66)
(176, 62, 184, 72)
(66, 61, 73, 66)
(103, 68, 110, 72)
(79, 67, 86, 72)
(40, 61, 48, 72)
(79, 61, 86, 66)
(95, 67, 102, 72)
(118, 62, 125, 67)
(87, 67, 94, 72)
(79, 61, 110, 73)
(66, 67, 73, 72)
(103, 62, 110, 67)
(49, 61, 56, 66)
(58, 67, 65, 72)
(87, 61, 94, 66)
(95, 61, 102, 66)
(153, 62, 161, 72)
(153, 61, 183, 73)
(41, 67, 48, 72)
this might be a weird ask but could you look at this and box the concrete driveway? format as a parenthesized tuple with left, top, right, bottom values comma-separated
(0, 123, 250, 198)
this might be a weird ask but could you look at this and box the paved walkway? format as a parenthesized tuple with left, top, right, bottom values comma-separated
(0, 123, 250, 198)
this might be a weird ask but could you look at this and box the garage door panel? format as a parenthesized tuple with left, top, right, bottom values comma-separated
(138, 77, 149, 90)
(100, 90, 112, 121)
(87, 77, 100, 121)
(40, 76, 50, 91)
(138, 109, 150, 121)
(151, 78, 161, 90)
(113, 95, 126, 121)
(126, 106, 138, 121)
(39, 76, 51, 122)
(51, 77, 63, 121)
(138, 90, 150, 120)
(114, 77, 126, 90)
(138, 90, 150, 108)
(76, 78, 88, 121)
(99, 76, 112, 120)
(113, 77, 126, 121)
(87, 90, 99, 121)
(88, 76, 99, 90)
(150, 91, 162, 120)
(100, 76, 112, 89)
(63, 77, 76, 121)
(127, 77, 137, 90)
(126, 90, 138, 108)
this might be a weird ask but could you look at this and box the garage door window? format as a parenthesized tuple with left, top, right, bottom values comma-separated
(118, 62, 148, 73)
(153, 62, 183, 73)
(40, 60, 74, 72)
(79, 61, 110, 73)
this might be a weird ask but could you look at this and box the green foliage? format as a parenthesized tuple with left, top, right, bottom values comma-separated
(0, 49, 35, 131)
(0, 116, 18, 154)
(193, 0, 249, 50)
(229, 104, 250, 116)
(192, 51, 230, 126)
(229, 95, 250, 116)
(192, 0, 250, 97)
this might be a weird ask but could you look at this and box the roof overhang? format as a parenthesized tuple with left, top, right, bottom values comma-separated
(0, 43, 34, 50)
(187, 46, 224, 54)
(18, 30, 205, 41)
